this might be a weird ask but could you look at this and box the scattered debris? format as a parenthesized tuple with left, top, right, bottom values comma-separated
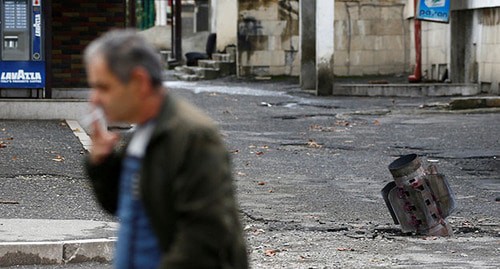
(265, 249, 279, 257)
(257, 181, 266, 186)
(307, 139, 322, 148)
(309, 124, 335, 132)
(335, 120, 351, 127)
(0, 200, 19, 205)
(52, 155, 65, 162)
(337, 247, 355, 252)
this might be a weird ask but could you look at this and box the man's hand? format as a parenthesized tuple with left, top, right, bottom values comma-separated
(89, 119, 119, 165)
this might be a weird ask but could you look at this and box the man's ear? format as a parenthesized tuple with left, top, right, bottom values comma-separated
(129, 67, 152, 96)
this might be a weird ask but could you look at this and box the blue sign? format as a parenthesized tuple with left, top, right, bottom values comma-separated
(416, 0, 451, 23)
(0, 61, 45, 88)
(32, 2, 43, 60)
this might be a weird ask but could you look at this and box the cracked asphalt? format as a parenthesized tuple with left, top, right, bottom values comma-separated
(1, 77, 499, 268)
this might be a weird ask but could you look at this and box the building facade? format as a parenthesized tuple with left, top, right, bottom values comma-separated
(210, 0, 500, 95)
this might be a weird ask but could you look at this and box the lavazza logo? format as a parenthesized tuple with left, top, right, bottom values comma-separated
(34, 14, 42, 37)
(1, 70, 42, 83)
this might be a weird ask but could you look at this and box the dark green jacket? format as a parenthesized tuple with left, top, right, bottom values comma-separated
(85, 94, 248, 269)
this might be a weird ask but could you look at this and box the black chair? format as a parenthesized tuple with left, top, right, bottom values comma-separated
(185, 33, 217, 66)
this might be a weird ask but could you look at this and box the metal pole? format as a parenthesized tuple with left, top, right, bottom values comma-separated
(44, 0, 52, 98)
(174, 0, 182, 62)
(129, 0, 137, 27)
(409, 0, 422, 82)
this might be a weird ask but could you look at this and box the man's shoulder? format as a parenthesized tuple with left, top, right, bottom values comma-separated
(164, 95, 218, 135)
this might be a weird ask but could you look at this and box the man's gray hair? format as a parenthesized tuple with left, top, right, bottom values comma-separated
(84, 29, 163, 87)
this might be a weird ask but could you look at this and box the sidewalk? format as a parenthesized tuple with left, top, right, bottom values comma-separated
(0, 120, 116, 267)
(0, 219, 116, 267)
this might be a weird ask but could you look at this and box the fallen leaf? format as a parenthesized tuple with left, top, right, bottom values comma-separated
(230, 149, 240, 154)
(0, 142, 6, 148)
(72, 128, 81, 132)
(265, 249, 278, 257)
(237, 172, 247, 177)
(337, 247, 355, 251)
(374, 120, 381, 125)
(256, 151, 264, 156)
(251, 228, 266, 236)
(11, 156, 17, 160)
(52, 155, 65, 162)
(268, 189, 274, 193)
(257, 181, 266, 186)
(335, 120, 351, 127)
(307, 139, 322, 148)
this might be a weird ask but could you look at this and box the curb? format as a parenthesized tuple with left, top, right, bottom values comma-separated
(449, 96, 500, 110)
(0, 238, 115, 267)
(333, 83, 480, 97)
(66, 119, 91, 151)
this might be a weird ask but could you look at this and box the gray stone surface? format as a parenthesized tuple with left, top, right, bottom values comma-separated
(0, 77, 498, 268)
(0, 219, 117, 242)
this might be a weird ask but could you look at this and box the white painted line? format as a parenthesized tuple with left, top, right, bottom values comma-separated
(66, 120, 91, 151)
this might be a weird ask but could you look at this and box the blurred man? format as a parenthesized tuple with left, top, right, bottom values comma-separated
(84, 29, 248, 269)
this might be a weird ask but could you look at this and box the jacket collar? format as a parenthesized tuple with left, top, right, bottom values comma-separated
(149, 93, 178, 141)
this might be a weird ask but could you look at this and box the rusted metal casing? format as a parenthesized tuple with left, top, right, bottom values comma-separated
(381, 154, 457, 236)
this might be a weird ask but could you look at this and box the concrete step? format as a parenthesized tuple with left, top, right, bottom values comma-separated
(198, 60, 236, 77)
(173, 72, 202, 81)
(333, 83, 480, 97)
(174, 65, 223, 81)
(449, 96, 500, 110)
(212, 53, 235, 63)
(198, 60, 218, 69)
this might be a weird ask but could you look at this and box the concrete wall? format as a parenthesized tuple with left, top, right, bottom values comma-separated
(237, 0, 408, 78)
(51, 1, 126, 88)
(419, 21, 450, 81)
(477, 7, 500, 94)
(238, 0, 300, 77)
(417, 6, 500, 95)
(334, 0, 409, 76)
(215, 0, 238, 52)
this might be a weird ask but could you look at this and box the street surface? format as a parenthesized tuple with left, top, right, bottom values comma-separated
(1, 77, 499, 268)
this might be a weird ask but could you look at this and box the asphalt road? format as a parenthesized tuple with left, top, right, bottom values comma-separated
(1, 77, 498, 268)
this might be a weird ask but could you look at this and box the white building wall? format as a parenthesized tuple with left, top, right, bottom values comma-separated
(155, 0, 169, 26)
(419, 21, 450, 81)
(215, 0, 238, 51)
(477, 7, 500, 94)
(334, 0, 409, 76)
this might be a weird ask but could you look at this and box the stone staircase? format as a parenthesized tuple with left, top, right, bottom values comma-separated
(173, 49, 237, 81)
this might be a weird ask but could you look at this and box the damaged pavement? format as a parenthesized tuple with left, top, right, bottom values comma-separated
(0, 77, 499, 268)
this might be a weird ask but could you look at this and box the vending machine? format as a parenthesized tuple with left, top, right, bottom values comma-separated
(0, 0, 44, 90)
